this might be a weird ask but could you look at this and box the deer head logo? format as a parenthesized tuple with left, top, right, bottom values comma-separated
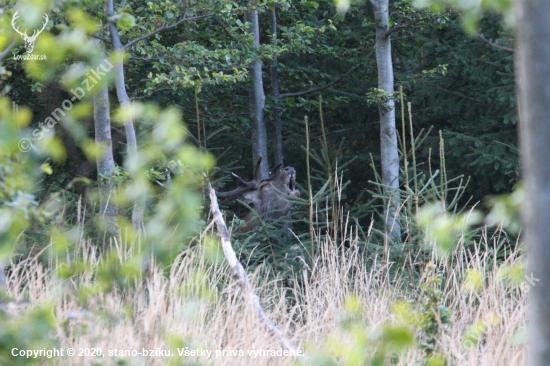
(11, 11, 49, 54)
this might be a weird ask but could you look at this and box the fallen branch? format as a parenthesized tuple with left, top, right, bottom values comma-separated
(208, 183, 295, 352)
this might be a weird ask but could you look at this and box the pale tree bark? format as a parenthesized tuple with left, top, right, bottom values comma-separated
(371, 0, 401, 241)
(269, 7, 283, 167)
(245, 8, 270, 179)
(515, 1, 550, 365)
(107, 0, 145, 232)
(93, 80, 118, 234)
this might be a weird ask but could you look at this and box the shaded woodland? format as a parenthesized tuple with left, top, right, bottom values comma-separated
(0, 0, 541, 364)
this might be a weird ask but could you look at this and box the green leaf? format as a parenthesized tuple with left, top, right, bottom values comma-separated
(40, 163, 53, 175)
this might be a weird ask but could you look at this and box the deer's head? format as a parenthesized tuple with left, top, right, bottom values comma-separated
(11, 11, 49, 54)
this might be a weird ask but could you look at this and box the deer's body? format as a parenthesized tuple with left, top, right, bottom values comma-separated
(217, 158, 299, 233)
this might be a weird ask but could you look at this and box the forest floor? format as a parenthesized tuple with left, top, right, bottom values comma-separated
(5, 221, 525, 366)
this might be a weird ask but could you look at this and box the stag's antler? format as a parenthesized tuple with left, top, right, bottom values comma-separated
(270, 163, 283, 176)
(31, 13, 49, 39)
(216, 179, 258, 198)
(11, 11, 28, 39)
(216, 157, 263, 198)
(216, 157, 290, 198)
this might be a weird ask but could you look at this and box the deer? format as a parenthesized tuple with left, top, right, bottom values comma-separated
(11, 11, 49, 54)
(216, 157, 300, 233)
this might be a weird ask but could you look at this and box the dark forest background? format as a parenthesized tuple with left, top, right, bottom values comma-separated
(5, 2, 516, 221)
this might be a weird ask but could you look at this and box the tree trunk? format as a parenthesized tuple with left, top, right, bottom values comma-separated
(245, 8, 269, 179)
(515, 1, 550, 365)
(269, 7, 283, 167)
(371, 0, 401, 241)
(93, 80, 118, 234)
(107, 0, 145, 232)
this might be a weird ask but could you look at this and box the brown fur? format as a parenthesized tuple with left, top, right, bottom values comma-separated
(217, 160, 299, 233)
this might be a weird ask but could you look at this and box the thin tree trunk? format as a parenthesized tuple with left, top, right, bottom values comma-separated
(515, 1, 550, 365)
(107, 0, 145, 232)
(269, 7, 283, 167)
(93, 80, 118, 234)
(245, 8, 269, 179)
(371, 0, 401, 241)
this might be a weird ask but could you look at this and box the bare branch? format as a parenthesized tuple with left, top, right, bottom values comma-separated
(91, 34, 110, 43)
(312, 127, 355, 140)
(130, 87, 172, 100)
(123, 13, 215, 49)
(0, 41, 16, 63)
(383, 17, 429, 38)
(129, 56, 159, 61)
(432, 85, 482, 103)
(383, 24, 420, 37)
(207, 183, 296, 352)
(477, 33, 514, 53)
(278, 61, 366, 99)
(214, 17, 243, 40)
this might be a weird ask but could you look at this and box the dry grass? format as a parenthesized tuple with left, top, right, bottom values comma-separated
(4, 215, 526, 366)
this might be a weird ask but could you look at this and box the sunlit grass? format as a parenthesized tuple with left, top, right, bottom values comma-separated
(3, 204, 525, 366)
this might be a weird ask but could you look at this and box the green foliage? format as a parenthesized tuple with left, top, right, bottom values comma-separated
(0, 0, 217, 360)
(414, 0, 514, 32)
(418, 262, 450, 362)
(417, 203, 481, 257)
(485, 185, 522, 234)
(0, 304, 58, 365)
(298, 295, 415, 366)
(98, 165, 129, 185)
(365, 87, 396, 110)
(0, 0, 521, 362)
